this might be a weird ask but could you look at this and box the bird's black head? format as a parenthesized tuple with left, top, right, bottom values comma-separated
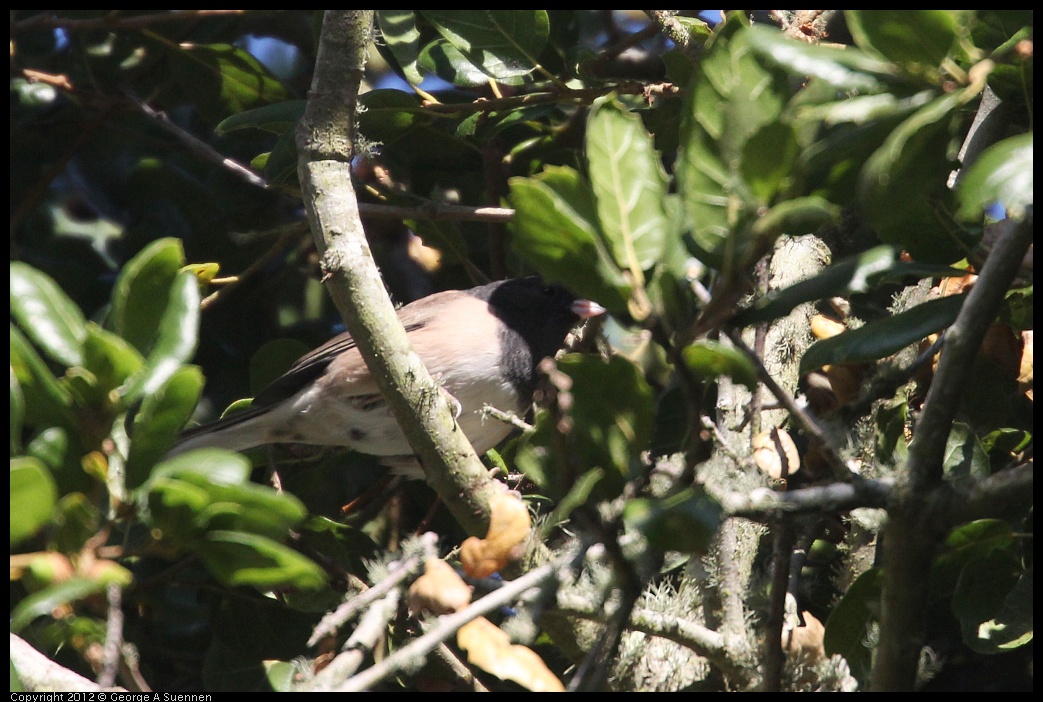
(469, 277, 602, 396)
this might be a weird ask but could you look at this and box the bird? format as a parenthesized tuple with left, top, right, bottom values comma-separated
(167, 277, 605, 464)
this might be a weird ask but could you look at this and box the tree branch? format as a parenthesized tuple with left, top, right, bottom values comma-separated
(295, 10, 499, 536)
(872, 216, 1033, 691)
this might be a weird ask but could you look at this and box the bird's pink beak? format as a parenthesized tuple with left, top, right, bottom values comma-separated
(571, 299, 606, 319)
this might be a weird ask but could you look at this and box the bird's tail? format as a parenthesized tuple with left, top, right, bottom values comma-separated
(165, 405, 271, 459)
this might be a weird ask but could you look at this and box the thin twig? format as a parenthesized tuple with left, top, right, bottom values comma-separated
(419, 83, 651, 115)
(96, 583, 124, 689)
(358, 201, 515, 223)
(307, 535, 435, 648)
(724, 478, 894, 521)
(121, 87, 268, 190)
(200, 223, 306, 310)
(337, 563, 558, 691)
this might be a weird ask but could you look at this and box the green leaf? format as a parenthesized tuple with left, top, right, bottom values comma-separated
(508, 168, 632, 314)
(740, 122, 801, 203)
(750, 196, 840, 239)
(11, 367, 24, 456)
(824, 567, 882, 685)
(10, 262, 86, 367)
(957, 133, 1033, 221)
(262, 126, 299, 185)
(9, 577, 107, 632)
(357, 90, 477, 165)
(682, 340, 758, 391)
(377, 10, 424, 85)
(420, 10, 549, 81)
(952, 549, 1021, 648)
(747, 24, 895, 92)
(149, 448, 252, 489)
(199, 531, 326, 590)
(108, 237, 186, 355)
(50, 492, 102, 554)
(962, 569, 1033, 654)
(515, 355, 653, 501)
(215, 100, 306, 136)
(800, 293, 967, 374)
(10, 456, 58, 546)
(417, 38, 496, 87)
(10, 325, 74, 431)
(82, 323, 145, 400)
(623, 486, 723, 555)
(846, 10, 959, 69)
(145, 476, 213, 543)
(120, 270, 200, 405)
(173, 471, 308, 540)
(932, 520, 1015, 599)
(586, 95, 669, 273)
(858, 89, 971, 262)
(676, 21, 789, 265)
(125, 365, 205, 490)
(942, 422, 990, 487)
(166, 42, 293, 123)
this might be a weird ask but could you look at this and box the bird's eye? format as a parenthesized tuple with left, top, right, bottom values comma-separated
(541, 285, 556, 297)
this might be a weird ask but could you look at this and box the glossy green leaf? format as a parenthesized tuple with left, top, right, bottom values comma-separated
(957, 133, 1033, 221)
(846, 10, 959, 69)
(82, 323, 145, 399)
(11, 367, 24, 456)
(931, 519, 1015, 598)
(952, 549, 1021, 646)
(508, 168, 632, 314)
(10, 456, 58, 546)
(377, 10, 424, 85)
(740, 122, 801, 203)
(747, 24, 895, 92)
(126, 365, 205, 491)
(25, 427, 71, 479)
(623, 486, 723, 555)
(677, 21, 789, 264)
(108, 237, 186, 355)
(858, 90, 970, 262)
(149, 448, 252, 489)
(215, 100, 306, 136)
(682, 340, 758, 391)
(420, 10, 549, 81)
(199, 531, 326, 590)
(824, 567, 882, 685)
(10, 325, 74, 430)
(173, 471, 308, 539)
(120, 270, 200, 404)
(9, 578, 107, 632)
(10, 262, 86, 368)
(750, 196, 839, 239)
(357, 89, 476, 165)
(800, 293, 967, 374)
(942, 422, 990, 487)
(417, 38, 495, 87)
(797, 89, 935, 126)
(515, 354, 653, 501)
(962, 569, 1033, 654)
(145, 476, 213, 543)
(50, 492, 101, 555)
(586, 95, 669, 273)
(166, 42, 293, 123)
(263, 126, 299, 185)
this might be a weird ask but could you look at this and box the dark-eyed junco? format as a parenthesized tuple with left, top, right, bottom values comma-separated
(168, 277, 604, 462)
